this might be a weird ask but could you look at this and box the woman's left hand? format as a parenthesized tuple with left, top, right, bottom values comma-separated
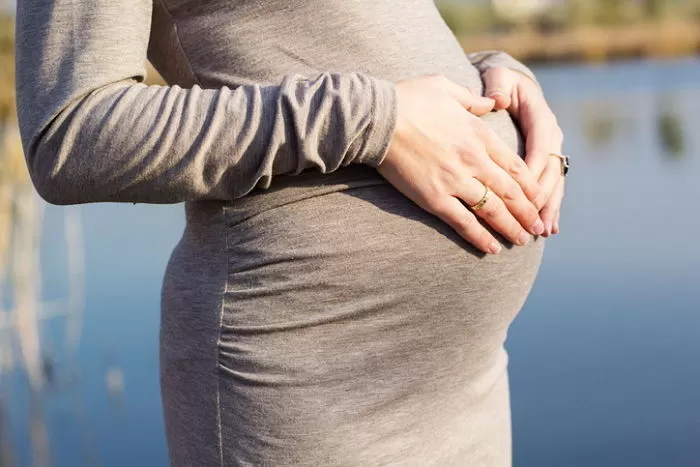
(481, 67, 565, 237)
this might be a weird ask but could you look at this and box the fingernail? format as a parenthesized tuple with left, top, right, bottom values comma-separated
(553, 223, 559, 234)
(489, 242, 502, 255)
(486, 89, 505, 98)
(545, 222, 552, 236)
(532, 219, 545, 235)
(518, 232, 530, 246)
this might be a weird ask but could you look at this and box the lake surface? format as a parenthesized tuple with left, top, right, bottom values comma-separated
(4, 58, 700, 466)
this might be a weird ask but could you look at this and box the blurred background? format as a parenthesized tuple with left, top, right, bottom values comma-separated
(1, 0, 699, 466)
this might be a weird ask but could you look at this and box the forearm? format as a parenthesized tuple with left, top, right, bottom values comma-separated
(20, 74, 395, 205)
(15, 0, 396, 205)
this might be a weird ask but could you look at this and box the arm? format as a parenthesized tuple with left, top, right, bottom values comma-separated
(15, 0, 396, 205)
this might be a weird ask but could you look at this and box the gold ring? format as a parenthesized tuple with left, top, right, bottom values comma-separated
(470, 185, 491, 211)
(549, 152, 570, 177)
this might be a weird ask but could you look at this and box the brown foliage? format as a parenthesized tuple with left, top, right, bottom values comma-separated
(0, 14, 15, 123)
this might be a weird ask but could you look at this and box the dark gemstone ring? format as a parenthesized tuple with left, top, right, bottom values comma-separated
(549, 153, 570, 177)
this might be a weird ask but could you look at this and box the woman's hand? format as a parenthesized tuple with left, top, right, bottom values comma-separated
(481, 67, 565, 236)
(377, 75, 546, 255)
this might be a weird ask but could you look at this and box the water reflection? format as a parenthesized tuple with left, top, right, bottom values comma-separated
(578, 88, 692, 163)
(0, 122, 97, 466)
(510, 59, 700, 467)
(582, 101, 621, 151)
(656, 96, 686, 160)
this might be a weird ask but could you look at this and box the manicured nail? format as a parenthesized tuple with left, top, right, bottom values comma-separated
(518, 231, 530, 246)
(532, 219, 545, 235)
(489, 242, 502, 255)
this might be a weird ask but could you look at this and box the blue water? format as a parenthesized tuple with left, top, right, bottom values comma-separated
(5, 58, 700, 466)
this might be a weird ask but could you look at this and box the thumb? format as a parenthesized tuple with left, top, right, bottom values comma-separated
(482, 68, 517, 110)
(467, 95, 497, 116)
(441, 78, 495, 116)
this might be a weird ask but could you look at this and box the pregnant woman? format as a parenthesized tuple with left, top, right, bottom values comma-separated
(15, 0, 566, 464)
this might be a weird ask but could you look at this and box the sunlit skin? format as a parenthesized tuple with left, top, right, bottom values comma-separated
(377, 74, 546, 256)
(482, 67, 566, 237)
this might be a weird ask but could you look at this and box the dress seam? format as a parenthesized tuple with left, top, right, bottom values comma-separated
(215, 205, 229, 467)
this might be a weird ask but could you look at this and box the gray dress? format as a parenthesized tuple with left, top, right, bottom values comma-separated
(15, 0, 545, 464)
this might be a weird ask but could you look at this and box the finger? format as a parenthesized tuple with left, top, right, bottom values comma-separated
(431, 195, 502, 255)
(552, 181, 564, 234)
(482, 68, 517, 110)
(472, 155, 544, 236)
(479, 125, 544, 208)
(539, 157, 562, 212)
(539, 175, 564, 237)
(518, 99, 562, 183)
(522, 116, 556, 181)
(441, 77, 496, 116)
(457, 178, 533, 247)
(469, 95, 498, 116)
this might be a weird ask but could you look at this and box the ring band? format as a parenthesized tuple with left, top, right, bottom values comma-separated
(549, 152, 570, 177)
(470, 185, 491, 211)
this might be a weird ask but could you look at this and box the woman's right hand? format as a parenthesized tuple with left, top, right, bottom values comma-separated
(377, 75, 546, 255)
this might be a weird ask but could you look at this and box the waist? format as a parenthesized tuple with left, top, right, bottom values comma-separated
(185, 108, 523, 229)
(185, 164, 387, 227)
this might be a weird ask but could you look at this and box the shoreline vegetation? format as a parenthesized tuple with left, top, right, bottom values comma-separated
(457, 19, 700, 63)
(441, 0, 700, 63)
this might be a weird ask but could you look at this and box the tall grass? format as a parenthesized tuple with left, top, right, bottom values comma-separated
(0, 15, 14, 123)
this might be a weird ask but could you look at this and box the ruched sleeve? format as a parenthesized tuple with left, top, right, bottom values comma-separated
(14, 0, 397, 205)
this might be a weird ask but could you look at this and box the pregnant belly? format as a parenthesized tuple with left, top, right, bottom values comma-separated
(165, 172, 543, 463)
(201, 102, 541, 368)
(218, 180, 544, 379)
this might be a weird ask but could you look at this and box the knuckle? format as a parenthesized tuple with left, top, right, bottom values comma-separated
(456, 144, 481, 165)
(480, 198, 503, 220)
(534, 191, 547, 210)
(500, 181, 521, 203)
(554, 126, 565, 145)
(482, 206, 499, 221)
(508, 160, 525, 178)
(455, 211, 477, 231)
(477, 230, 494, 247)
(523, 205, 540, 224)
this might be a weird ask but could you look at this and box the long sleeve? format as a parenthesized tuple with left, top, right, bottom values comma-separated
(467, 50, 541, 90)
(14, 0, 397, 205)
